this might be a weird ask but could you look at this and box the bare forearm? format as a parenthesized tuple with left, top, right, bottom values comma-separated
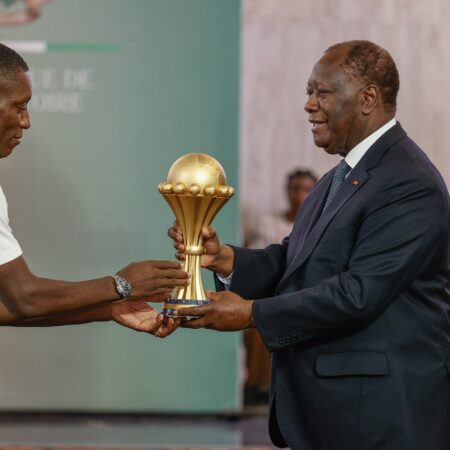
(24, 275, 119, 316)
(7, 302, 112, 327)
(1, 268, 119, 319)
(0, 256, 188, 322)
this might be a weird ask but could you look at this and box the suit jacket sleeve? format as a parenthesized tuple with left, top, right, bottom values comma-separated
(252, 171, 449, 352)
(214, 238, 288, 299)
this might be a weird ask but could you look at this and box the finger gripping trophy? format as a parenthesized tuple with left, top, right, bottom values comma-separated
(158, 153, 235, 317)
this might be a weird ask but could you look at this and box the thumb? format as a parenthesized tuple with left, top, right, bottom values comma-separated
(206, 290, 219, 302)
(202, 226, 217, 240)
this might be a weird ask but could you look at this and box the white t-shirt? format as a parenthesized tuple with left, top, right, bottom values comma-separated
(0, 185, 22, 265)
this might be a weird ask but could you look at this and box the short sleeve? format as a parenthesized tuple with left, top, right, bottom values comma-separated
(0, 186, 22, 265)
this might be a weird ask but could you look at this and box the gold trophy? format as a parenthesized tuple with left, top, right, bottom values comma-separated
(158, 153, 235, 317)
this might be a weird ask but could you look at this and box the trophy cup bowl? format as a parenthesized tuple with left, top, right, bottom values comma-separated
(158, 153, 235, 317)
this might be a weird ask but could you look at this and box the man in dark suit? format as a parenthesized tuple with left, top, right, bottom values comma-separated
(170, 40, 450, 449)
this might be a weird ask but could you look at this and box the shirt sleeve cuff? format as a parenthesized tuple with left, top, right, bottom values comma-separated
(0, 246, 22, 265)
(216, 271, 234, 288)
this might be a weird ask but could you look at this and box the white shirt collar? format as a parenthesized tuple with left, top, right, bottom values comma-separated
(345, 118, 397, 169)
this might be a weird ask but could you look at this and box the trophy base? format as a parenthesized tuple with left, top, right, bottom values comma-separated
(163, 299, 211, 318)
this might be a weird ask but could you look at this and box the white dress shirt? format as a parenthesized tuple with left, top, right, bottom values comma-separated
(345, 118, 396, 170)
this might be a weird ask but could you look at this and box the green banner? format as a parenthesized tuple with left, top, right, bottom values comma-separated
(0, 0, 241, 412)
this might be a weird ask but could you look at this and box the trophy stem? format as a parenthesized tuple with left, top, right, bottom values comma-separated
(162, 245, 211, 317)
(180, 253, 206, 301)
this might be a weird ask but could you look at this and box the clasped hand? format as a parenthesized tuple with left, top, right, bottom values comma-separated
(111, 258, 189, 337)
(114, 223, 255, 336)
(174, 290, 254, 331)
(167, 222, 254, 332)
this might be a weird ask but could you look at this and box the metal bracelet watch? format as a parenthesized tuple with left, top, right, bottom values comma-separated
(112, 274, 132, 299)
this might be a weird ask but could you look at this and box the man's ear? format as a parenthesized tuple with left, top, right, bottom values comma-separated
(360, 84, 380, 115)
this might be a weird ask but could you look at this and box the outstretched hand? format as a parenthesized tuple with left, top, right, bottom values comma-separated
(117, 260, 189, 301)
(174, 290, 254, 331)
(112, 300, 181, 338)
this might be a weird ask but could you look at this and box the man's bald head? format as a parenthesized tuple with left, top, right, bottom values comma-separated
(324, 40, 399, 112)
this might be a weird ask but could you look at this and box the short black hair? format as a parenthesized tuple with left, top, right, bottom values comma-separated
(326, 40, 399, 110)
(287, 169, 318, 188)
(0, 42, 28, 80)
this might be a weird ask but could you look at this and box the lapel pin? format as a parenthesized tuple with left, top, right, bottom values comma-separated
(353, 179, 359, 186)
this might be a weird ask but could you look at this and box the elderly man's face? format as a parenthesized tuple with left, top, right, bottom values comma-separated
(305, 49, 363, 156)
(0, 69, 31, 159)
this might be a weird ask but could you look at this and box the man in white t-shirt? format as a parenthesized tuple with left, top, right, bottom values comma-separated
(0, 43, 188, 334)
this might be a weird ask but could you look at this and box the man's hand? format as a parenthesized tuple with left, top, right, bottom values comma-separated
(168, 222, 234, 275)
(117, 260, 189, 301)
(174, 290, 254, 331)
(0, 257, 187, 322)
(111, 300, 180, 338)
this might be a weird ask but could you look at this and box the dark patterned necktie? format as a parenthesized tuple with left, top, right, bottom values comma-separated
(322, 159, 351, 213)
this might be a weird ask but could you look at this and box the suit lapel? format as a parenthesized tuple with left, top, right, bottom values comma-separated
(278, 122, 408, 290)
(280, 167, 369, 288)
(286, 170, 334, 266)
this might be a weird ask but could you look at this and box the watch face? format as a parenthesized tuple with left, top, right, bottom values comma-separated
(114, 275, 131, 299)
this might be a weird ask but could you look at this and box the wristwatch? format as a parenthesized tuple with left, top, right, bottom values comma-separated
(112, 275, 132, 299)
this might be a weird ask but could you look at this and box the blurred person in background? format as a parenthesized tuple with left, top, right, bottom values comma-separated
(0, 42, 188, 335)
(244, 169, 318, 249)
(243, 168, 317, 406)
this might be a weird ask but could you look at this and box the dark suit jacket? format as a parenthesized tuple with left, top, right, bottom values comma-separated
(220, 124, 450, 450)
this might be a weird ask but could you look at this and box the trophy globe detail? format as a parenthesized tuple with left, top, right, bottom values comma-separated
(158, 153, 235, 316)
